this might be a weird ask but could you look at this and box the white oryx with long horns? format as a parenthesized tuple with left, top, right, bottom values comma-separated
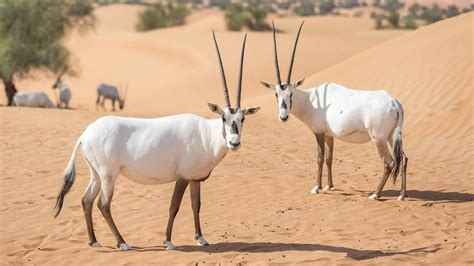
(261, 21, 408, 201)
(54, 32, 260, 251)
(52, 67, 72, 108)
(96, 83, 127, 111)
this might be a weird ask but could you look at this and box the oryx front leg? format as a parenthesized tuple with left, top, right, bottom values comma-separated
(369, 140, 393, 200)
(164, 178, 189, 250)
(311, 134, 325, 194)
(190, 181, 208, 247)
(97, 178, 129, 251)
(324, 136, 334, 191)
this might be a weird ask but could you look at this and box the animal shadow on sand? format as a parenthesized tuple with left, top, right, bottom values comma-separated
(352, 189, 474, 203)
(104, 242, 441, 261)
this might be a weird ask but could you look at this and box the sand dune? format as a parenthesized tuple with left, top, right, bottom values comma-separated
(0, 5, 472, 265)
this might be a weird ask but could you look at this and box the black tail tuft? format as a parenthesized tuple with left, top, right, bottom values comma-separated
(392, 129, 403, 184)
(54, 163, 76, 218)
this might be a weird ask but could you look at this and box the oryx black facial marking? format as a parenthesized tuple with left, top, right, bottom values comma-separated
(230, 121, 239, 135)
(281, 99, 287, 110)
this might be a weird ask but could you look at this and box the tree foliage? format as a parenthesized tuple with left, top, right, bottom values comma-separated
(0, 0, 95, 105)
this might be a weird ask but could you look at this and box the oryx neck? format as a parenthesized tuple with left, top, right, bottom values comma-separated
(290, 88, 311, 124)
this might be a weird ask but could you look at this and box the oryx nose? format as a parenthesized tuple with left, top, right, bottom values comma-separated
(230, 141, 240, 148)
(280, 115, 288, 122)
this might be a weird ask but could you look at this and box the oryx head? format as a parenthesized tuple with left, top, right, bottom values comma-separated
(118, 83, 128, 110)
(52, 66, 68, 89)
(260, 21, 305, 122)
(208, 32, 260, 151)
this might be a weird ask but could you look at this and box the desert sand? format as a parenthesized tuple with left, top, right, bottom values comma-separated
(0, 5, 472, 264)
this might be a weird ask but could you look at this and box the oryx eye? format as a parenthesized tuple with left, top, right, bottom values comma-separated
(222, 116, 226, 122)
(275, 93, 277, 98)
(241, 117, 245, 123)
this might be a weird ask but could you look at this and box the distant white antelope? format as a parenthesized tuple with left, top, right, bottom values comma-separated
(96, 83, 127, 111)
(261, 21, 408, 201)
(54, 33, 260, 251)
(13, 91, 55, 108)
(52, 67, 72, 108)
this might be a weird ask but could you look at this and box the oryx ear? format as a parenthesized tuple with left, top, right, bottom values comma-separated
(208, 103, 224, 115)
(260, 82, 274, 89)
(243, 106, 261, 115)
(293, 78, 305, 87)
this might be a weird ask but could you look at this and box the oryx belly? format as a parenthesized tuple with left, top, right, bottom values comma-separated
(311, 83, 399, 143)
(82, 115, 226, 185)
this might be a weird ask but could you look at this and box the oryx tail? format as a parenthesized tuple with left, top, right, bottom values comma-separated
(54, 138, 81, 217)
(392, 104, 404, 183)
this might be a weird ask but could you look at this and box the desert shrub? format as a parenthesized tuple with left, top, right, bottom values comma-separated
(225, 3, 248, 31)
(402, 16, 417, 29)
(277, 2, 291, 10)
(246, 3, 270, 31)
(209, 0, 231, 10)
(339, 0, 360, 8)
(386, 9, 400, 28)
(372, 0, 380, 7)
(136, 3, 189, 31)
(420, 4, 443, 24)
(408, 3, 421, 18)
(294, 1, 316, 16)
(319, 0, 336, 15)
(225, 3, 270, 31)
(445, 5, 460, 18)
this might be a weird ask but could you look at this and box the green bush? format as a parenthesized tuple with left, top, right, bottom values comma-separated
(225, 3, 248, 31)
(319, 0, 336, 15)
(420, 4, 444, 24)
(225, 3, 270, 31)
(445, 5, 460, 18)
(294, 1, 316, 16)
(246, 3, 270, 31)
(136, 3, 189, 32)
(402, 16, 417, 29)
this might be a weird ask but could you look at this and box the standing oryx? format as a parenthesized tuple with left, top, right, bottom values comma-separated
(261, 21, 408, 201)
(54, 32, 260, 251)
(96, 83, 127, 111)
(52, 67, 72, 108)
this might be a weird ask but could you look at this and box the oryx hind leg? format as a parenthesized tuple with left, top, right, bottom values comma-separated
(399, 151, 408, 201)
(369, 139, 393, 200)
(82, 163, 101, 247)
(96, 172, 129, 251)
(310, 134, 325, 194)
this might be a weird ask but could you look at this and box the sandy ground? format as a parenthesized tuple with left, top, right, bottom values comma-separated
(0, 5, 473, 264)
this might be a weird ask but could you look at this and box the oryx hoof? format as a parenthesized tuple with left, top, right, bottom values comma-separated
(398, 195, 405, 201)
(368, 193, 379, 200)
(89, 241, 102, 248)
(323, 185, 333, 191)
(164, 241, 176, 251)
(196, 236, 209, 247)
(310, 186, 320, 194)
(118, 242, 130, 251)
